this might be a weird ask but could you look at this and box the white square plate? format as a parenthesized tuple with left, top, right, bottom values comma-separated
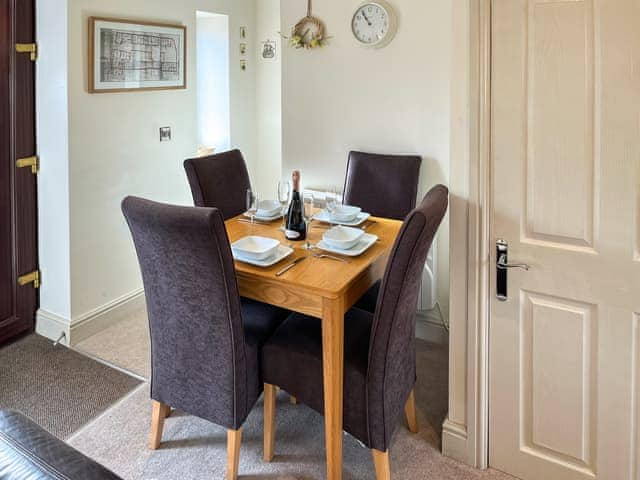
(316, 233, 379, 257)
(233, 245, 294, 267)
(243, 211, 283, 221)
(313, 210, 371, 226)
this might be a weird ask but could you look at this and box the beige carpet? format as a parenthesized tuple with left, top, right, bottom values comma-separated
(69, 384, 513, 480)
(76, 308, 151, 378)
(73, 310, 515, 479)
(0, 334, 141, 438)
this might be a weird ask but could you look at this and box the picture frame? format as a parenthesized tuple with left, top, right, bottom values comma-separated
(89, 17, 186, 93)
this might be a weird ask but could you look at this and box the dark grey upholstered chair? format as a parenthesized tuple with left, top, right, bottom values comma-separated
(122, 196, 289, 480)
(184, 149, 251, 220)
(343, 151, 423, 314)
(260, 185, 448, 480)
(343, 151, 421, 221)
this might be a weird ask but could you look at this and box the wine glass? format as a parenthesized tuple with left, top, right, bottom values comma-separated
(246, 188, 259, 230)
(303, 192, 315, 250)
(277, 179, 291, 231)
(325, 186, 338, 226)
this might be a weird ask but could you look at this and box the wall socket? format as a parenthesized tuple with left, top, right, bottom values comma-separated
(159, 126, 172, 142)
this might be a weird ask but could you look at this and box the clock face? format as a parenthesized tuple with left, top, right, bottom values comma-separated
(352, 3, 393, 47)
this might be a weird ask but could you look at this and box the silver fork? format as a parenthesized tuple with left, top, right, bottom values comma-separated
(312, 253, 350, 263)
(361, 221, 376, 230)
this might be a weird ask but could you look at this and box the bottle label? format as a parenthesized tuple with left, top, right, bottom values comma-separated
(285, 229, 301, 239)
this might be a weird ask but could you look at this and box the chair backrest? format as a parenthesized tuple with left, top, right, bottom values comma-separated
(342, 151, 422, 220)
(366, 185, 448, 451)
(184, 149, 251, 219)
(122, 196, 252, 430)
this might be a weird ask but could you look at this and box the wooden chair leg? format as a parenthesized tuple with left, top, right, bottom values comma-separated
(404, 389, 419, 434)
(226, 428, 243, 480)
(372, 449, 391, 480)
(149, 400, 170, 450)
(263, 383, 276, 462)
(290, 395, 297, 405)
(165, 407, 172, 418)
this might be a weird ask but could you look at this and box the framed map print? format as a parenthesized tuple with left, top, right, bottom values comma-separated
(89, 17, 186, 93)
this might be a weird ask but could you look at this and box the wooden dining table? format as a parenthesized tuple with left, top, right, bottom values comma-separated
(225, 214, 402, 480)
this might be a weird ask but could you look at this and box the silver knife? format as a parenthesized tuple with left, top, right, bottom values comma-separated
(275, 256, 307, 277)
(237, 218, 270, 225)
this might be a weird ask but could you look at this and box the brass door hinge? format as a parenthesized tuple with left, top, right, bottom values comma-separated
(18, 270, 40, 289)
(15, 43, 37, 61)
(16, 155, 39, 174)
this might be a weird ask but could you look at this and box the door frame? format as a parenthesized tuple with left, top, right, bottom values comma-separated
(444, 0, 492, 469)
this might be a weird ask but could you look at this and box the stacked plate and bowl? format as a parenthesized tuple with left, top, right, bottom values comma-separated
(231, 236, 293, 267)
(315, 205, 379, 257)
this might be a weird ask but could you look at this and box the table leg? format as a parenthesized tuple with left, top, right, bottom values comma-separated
(322, 296, 345, 480)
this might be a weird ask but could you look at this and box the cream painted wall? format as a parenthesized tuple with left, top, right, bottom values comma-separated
(36, 0, 453, 345)
(66, 0, 257, 319)
(255, 0, 282, 199)
(36, 0, 71, 320)
(36, 0, 258, 333)
(280, 0, 452, 318)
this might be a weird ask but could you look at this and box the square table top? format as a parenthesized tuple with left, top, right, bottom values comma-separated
(225, 215, 403, 303)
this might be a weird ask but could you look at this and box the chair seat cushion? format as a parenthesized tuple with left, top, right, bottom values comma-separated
(241, 298, 289, 348)
(0, 409, 121, 480)
(261, 308, 373, 446)
(241, 298, 290, 408)
(353, 280, 380, 313)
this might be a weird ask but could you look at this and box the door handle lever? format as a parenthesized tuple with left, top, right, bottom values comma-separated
(497, 253, 530, 271)
(496, 239, 529, 301)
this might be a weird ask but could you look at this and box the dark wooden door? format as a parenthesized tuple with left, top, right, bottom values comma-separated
(0, 0, 38, 344)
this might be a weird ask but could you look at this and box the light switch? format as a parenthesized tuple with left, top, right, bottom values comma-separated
(159, 127, 171, 142)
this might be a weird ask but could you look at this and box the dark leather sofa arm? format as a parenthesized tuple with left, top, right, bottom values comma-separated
(0, 409, 122, 480)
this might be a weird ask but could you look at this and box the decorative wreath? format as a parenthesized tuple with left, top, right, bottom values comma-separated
(281, 0, 329, 49)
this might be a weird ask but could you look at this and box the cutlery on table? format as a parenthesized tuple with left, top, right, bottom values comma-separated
(312, 253, 350, 263)
(275, 256, 307, 277)
(237, 218, 271, 225)
(361, 221, 376, 231)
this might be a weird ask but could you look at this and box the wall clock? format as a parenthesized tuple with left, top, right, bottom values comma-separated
(351, 1, 398, 48)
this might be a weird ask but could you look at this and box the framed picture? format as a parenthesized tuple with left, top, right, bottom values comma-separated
(89, 17, 186, 93)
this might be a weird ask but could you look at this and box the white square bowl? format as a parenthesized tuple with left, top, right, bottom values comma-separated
(232, 236, 280, 260)
(330, 205, 362, 222)
(322, 226, 365, 250)
(257, 200, 282, 217)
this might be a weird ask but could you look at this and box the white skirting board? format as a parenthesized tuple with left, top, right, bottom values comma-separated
(36, 288, 146, 347)
(36, 288, 446, 347)
(416, 306, 448, 344)
(35, 310, 72, 346)
(442, 418, 473, 465)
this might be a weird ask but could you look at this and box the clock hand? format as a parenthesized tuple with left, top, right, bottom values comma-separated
(361, 10, 372, 26)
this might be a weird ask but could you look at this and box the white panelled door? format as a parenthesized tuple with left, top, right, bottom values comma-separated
(489, 1, 640, 480)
